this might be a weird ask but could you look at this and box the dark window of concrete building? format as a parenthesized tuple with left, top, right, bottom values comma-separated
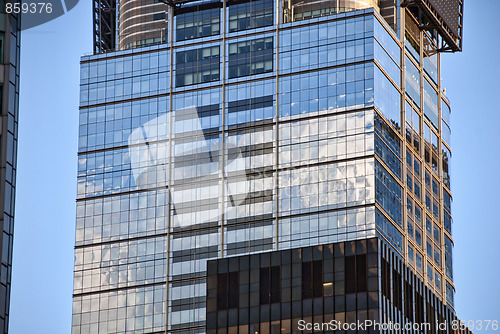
(346, 254, 367, 294)
(302, 260, 323, 299)
(381, 257, 391, 300)
(260, 265, 281, 304)
(217, 271, 239, 310)
(392, 268, 402, 309)
(404, 280, 413, 320)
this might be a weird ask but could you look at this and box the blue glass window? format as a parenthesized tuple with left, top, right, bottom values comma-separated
(279, 64, 373, 118)
(415, 228, 422, 247)
(423, 79, 438, 128)
(442, 145, 451, 189)
(375, 134, 401, 180)
(435, 272, 441, 289)
(228, 37, 273, 78)
(374, 66, 401, 131)
(405, 56, 420, 108)
(416, 252, 422, 271)
(427, 263, 433, 282)
(375, 161, 402, 227)
(176, 46, 220, 87)
(405, 34, 419, 62)
(444, 236, 453, 280)
(279, 19, 374, 74)
(374, 18, 400, 64)
(442, 99, 451, 125)
(407, 218, 414, 237)
(424, 52, 438, 84)
(434, 248, 441, 266)
(174, 103, 220, 135)
(423, 34, 438, 84)
(433, 223, 440, 243)
(444, 211, 452, 235)
(374, 40, 400, 85)
(176, 7, 220, 41)
(408, 245, 414, 263)
(375, 209, 403, 253)
(404, 12, 420, 63)
(446, 281, 455, 306)
(414, 205, 421, 227)
(228, 0, 273, 33)
(443, 189, 451, 213)
(226, 79, 275, 127)
(442, 119, 451, 145)
(374, 114, 401, 158)
(173, 88, 222, 134)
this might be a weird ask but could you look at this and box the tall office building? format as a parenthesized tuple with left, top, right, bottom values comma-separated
(74, 0, 466, 333)
(0, 8, 21, 334)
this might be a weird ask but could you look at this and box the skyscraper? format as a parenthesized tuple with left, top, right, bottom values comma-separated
(74, 0, 465, 333)
(0, 8, 21, 334)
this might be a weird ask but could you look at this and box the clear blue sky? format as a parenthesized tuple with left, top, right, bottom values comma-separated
(8, 1, 500, 333)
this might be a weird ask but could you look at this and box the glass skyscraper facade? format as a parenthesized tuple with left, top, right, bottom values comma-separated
(0, 7, 20, 334)
(74, 0, 463, 333)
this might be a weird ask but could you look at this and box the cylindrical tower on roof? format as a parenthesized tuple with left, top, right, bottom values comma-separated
(119, 0, 168, 50)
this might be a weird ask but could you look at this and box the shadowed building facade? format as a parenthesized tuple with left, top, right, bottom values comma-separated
(74, 0, 465, 333)
(206, 238, 472, 333)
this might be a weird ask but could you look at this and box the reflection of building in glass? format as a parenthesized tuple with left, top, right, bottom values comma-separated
(128, 107, 250, 227)
(75, 0, 466, 333)
(0, 10, 21, 334)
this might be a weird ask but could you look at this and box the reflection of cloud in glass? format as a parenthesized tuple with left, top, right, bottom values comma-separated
(128, 107, 249, 228)
(129, 114, 169, 189)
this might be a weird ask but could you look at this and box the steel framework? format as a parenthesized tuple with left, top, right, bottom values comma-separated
(402, 0, 464, 52)
(93, 0, 117, 54)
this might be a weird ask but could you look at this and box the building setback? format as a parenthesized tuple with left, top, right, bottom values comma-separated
(75, 0, 465, 333)
(207, 238, 472, 333)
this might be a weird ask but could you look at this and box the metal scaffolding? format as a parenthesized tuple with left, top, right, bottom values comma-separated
(93, 0, 117, 54)
(402, 0, 464, 52)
